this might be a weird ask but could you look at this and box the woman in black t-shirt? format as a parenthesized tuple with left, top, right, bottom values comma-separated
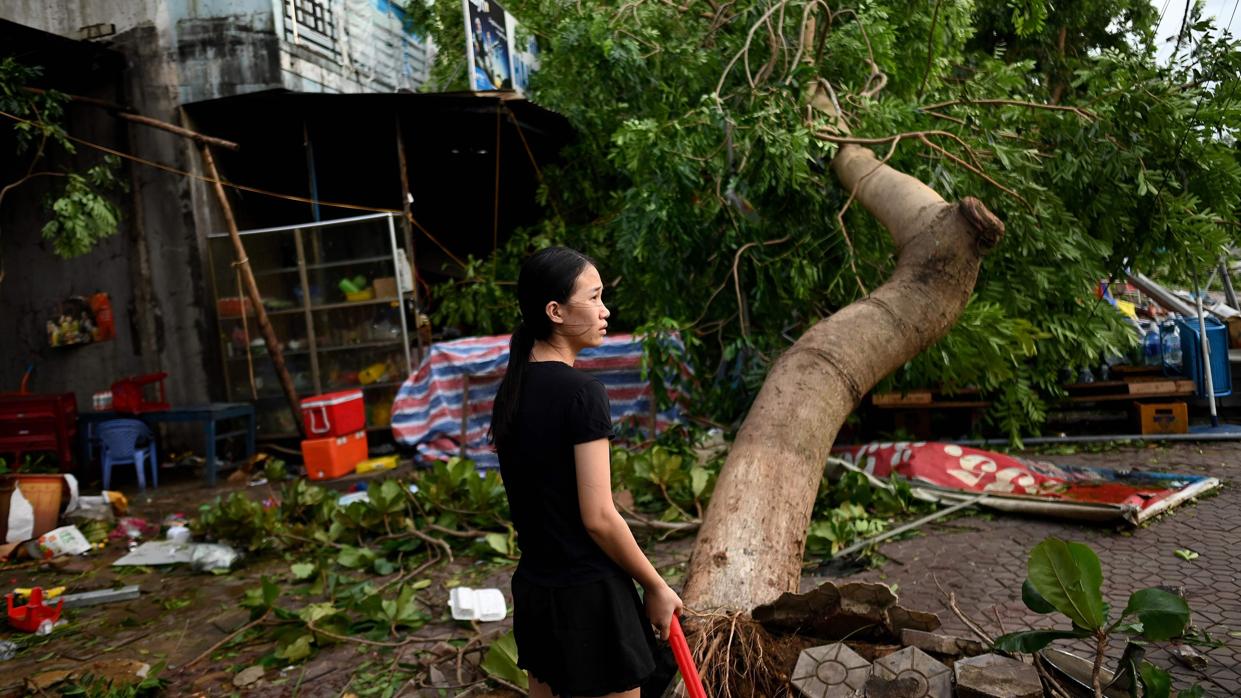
(491, 246, 683, 698)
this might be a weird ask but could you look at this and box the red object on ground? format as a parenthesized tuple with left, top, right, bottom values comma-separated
(300, 390, 365, 437)
(669, 614, 707, 698)
(302, 430, 368, 480)
(110, 372, 170, 413)
(6, 587, 63, 632)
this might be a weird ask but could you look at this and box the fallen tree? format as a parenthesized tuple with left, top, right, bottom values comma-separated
(409, 0, 1241, 687)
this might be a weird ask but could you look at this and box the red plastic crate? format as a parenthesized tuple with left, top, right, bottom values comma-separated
(300, 389, 365, 437)
(302, 431, 368, 481)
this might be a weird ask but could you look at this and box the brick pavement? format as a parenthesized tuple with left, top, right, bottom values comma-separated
(806, 442, 1241, 695)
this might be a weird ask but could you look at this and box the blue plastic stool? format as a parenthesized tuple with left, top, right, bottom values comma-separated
(97, 419, 158, 491)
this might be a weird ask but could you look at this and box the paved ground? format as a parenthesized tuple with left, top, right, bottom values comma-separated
(814, 442, 1241, 695)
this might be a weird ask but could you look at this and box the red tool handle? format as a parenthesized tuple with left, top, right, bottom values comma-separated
(668, 614, 708, 698)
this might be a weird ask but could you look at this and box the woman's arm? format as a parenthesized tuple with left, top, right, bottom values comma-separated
(575, 438, 683, 639)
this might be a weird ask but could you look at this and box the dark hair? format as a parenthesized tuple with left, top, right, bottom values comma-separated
(490, 246, 595, 450)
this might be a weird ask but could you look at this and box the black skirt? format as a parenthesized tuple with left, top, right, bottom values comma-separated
(512, 572, 658, 697)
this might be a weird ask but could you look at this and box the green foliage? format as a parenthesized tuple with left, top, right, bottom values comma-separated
(994, 536, 1194, 697)
(196, 492, 283, 552)
(41, 156, 124, 257)
(805, 469, 932, 557)
(407, 0, 1241, 440)
(1, 58, 125, 265)
(480, 630, 528, 691)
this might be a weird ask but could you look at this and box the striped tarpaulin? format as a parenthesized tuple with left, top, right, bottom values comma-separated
(391, 333, 683, 467)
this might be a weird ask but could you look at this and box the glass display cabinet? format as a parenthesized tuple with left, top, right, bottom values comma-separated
(207, 213, 415, 437)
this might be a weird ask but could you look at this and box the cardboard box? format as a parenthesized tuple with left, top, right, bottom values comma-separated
(373, 277, 398, 299)
(1137, 402, 1188, 435)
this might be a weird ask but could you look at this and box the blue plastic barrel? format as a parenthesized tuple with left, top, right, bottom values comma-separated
(1176, 316, 1232, 397)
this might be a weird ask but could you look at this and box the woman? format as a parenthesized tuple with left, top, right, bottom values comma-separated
(491, 246, 683, 697)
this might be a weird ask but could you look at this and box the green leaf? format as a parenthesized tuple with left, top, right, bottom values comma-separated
(485, 532, 510, 556)
(1022, 579, 1056, 614)
(337, 545, 375, 569)
(261, 576, 279, 609)
(1120, 588, 1189, 641)
(290, 562, 316, 580)
(1174, 549, 1199, 561)
(992, 628, 1091, 652)
(275, 632, 314, 662)
(690, 466, 710, 497)
(1137, 662, 1171, 698)
(1027, 537, 1107, 630)
(480, 630, 528, 691)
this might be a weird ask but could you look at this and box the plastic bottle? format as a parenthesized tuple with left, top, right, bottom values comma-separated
(1160, 321, 1182, 373)
(1143, 327, 1163, 366)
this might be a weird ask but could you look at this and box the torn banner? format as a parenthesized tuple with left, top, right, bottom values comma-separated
(833, 442, 1219, 525)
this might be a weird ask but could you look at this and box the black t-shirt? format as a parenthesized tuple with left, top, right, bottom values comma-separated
(499, 361, 627, 587)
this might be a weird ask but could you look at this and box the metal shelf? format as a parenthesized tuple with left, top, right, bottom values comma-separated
(227, 339, 407, 359)
(265, 295, 405, 316)
(251, 254, 394, 277)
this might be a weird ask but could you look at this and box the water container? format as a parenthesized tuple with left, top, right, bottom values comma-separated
(1175, 316, 1232, 397)
(1142, 329, 1163, 367)
(1160, 321, 1183, 374)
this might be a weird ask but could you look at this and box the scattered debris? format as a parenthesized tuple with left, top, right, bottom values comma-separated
(60, 584, 141, 608)
(790, 643, 870, 698)
(0, 640, 17, 661)
(5, 586, 63, 632)
(113, 540, 194, 566)
(25, 658, 151, 693)
(1174, 548, 1200, 561)
(35, 526, 92, 558)
(953, 653, 1042, 698)
(753, 580, 939, 641)
(448, 587, 507, 622)
(898, 628, 985, 658)
(190, 543, 240, 572)
(1169, 643, 1208, 670)
(232, 665, 265, 688)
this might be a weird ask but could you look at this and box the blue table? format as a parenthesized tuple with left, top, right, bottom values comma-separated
(79, 403, 256, 486)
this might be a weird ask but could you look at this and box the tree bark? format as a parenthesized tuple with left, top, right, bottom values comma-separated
(682, 143, 1003, 611)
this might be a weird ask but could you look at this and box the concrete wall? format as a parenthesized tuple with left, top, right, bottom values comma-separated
(0, 0, 433, 414)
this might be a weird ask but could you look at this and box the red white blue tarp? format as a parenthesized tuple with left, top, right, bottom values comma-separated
(832, 441, 1220, 525)
(391, 333, 682, 468)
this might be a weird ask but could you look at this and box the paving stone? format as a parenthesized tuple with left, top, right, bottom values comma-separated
(870, 646, 951, 698)
(898, 628, 984, 657)
(791, 642, 871, 698)
(888, 606, 941, 634)
(953, 653, 1041, 698)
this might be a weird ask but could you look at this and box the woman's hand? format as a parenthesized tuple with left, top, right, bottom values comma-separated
(644, 582, 684, 641)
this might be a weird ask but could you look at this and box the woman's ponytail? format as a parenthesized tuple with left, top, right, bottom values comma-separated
(490, 322, 535, 449)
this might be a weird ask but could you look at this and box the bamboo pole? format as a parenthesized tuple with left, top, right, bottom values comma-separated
(198, 143, 305, 436)
(23, 87, 240, 150)
(394, 116, 424, 364)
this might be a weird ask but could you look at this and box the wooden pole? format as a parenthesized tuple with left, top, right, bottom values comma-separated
(394, 116, 424, 364)
(23, 87, 240, 150)
(198, 143, 305, 436)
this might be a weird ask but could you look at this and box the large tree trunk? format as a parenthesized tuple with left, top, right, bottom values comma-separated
(682, 143, 1004, 611)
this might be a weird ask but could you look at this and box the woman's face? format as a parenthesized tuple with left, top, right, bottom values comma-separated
(552, 264, 610, 349)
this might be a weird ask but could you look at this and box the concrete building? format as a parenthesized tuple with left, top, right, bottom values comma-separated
(0, 0, 433, 417)
(0, 2, 567, 459)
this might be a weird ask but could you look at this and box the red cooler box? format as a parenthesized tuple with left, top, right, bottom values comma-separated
(300, 390, 365, 437)
(303, 430, 368, 480)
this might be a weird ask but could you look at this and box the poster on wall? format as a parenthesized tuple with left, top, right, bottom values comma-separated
(464, 0, 513, 91)
(508, 14, 539, 95)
